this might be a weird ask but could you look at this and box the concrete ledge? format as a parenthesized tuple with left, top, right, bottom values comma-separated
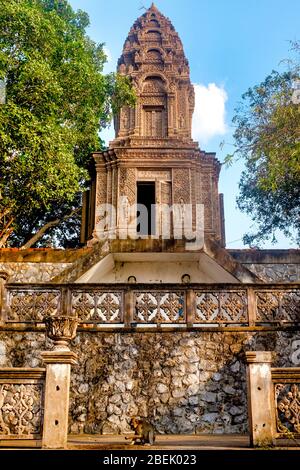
(229, 249, 300, 264)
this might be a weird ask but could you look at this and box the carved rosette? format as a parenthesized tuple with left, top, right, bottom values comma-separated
(44, 316, 78, 351)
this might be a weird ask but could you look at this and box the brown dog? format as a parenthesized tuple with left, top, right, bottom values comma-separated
(125, 417, 155, 445)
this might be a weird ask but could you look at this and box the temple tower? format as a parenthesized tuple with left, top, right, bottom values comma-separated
(83, 3, 225, 246)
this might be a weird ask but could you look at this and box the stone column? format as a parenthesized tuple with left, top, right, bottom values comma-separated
(41, 316, 78, 449)
(0, 271, 9, 324)
(245, 351, 276, 447)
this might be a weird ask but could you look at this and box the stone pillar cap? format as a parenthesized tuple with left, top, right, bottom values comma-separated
(245, 351, 275, 364)
(41, 350, 78, 365)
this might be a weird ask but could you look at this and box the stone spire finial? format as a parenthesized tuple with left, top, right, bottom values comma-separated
(149, 2, 159, 12)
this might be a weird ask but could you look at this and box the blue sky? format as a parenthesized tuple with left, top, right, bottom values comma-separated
(69, 0, 299, 249)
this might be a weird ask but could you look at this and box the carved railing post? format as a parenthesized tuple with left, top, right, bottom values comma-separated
(186, 289, 195, 326)
(245, 351, 276, 447)
(60, 287, 72, 317)
(247, 287, 256, 326)
(0, 271, 9, 324)
(41, 316, 78, 449)
(124, 290, 134, 327)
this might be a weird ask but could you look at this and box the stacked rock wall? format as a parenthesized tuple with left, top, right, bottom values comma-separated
(1, 330, 299, 435)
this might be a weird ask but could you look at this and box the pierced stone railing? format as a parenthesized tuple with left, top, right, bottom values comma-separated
(0, 368, 45, 440)
(1, 283, 299, 328)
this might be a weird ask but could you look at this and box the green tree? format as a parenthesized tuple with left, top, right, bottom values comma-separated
(0, 0, 135, 248)
(228, 43, 300, 246)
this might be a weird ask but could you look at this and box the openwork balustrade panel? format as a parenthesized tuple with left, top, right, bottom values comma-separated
(7, 289, 61, 322)
(194, 290, 248, 323)
(71, 291, 123, 323)
(134, 291, 185, 323)
(256, 289, 300, 323)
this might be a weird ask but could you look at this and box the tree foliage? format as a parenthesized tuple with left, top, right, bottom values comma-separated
(228, 42, 300, 246)
(0, 0, 135, 248)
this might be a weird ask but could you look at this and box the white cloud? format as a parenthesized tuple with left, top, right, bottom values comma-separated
(100, 124, 114, 147)
(103, 47, 115, 74)
(192, 83, 228, 145)
(103, 46, 112, 63)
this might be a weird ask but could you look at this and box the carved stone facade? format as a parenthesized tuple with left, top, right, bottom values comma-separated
(86, 4, 224, 244)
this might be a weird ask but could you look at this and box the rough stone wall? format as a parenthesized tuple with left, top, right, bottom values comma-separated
(0, 262, 72, 283)
(1, 259, 299, 283)
(245, 263, 300, 282)
(1, 330, 299, 435)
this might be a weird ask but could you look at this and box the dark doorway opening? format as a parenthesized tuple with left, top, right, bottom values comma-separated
(137, 182, 156, 236)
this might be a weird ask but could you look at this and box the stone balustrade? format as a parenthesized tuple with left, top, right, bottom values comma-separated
(0, 282, 298, 328)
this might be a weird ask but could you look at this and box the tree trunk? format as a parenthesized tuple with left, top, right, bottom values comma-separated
(21, 209, 80, 249)
(0, 215, 14, 248)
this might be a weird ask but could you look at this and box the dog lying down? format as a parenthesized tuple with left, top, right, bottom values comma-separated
(125, 417, 155, 445)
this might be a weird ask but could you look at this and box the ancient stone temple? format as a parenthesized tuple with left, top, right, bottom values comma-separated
(0, 4, 299, 449)
(83, 2, 224, 248)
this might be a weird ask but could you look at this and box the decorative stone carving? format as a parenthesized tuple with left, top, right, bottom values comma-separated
(142, 77, 165, 93)
(134, 291, 185, 323)
(256, 289, 300, 322)
(173, 168, 190, 204)
(119, 167, 136, 206)
(44, 316, 78, 351)
(137, 169, 171, 181)
(275, 383, 300, 434)
(8, 289, 60, 321)
(195, 291, 247, 323)
(0, 383, 44, 437)
(146, 49, 163, 63)
(72, 291, 122, 322)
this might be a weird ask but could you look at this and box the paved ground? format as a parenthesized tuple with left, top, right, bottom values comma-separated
(1, 434, 299, 450)
(1, 434, 250, 450)
(67, 433, 251, 450)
